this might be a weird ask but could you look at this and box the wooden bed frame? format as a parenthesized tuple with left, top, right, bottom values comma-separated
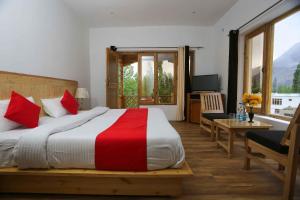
(0, 71, 193, 196)
(0, 162, 192, 196)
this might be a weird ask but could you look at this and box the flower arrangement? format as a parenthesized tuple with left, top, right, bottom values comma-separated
(242, 93, 262, 123)
(242, 93, 262, 106)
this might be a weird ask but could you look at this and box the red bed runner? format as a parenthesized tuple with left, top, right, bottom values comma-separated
(95, 108, 148, 171)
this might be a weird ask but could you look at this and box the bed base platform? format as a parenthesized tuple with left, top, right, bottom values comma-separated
(0, 162, 192, 197)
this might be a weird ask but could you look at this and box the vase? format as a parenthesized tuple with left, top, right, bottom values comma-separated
(248, 106, 254, 123)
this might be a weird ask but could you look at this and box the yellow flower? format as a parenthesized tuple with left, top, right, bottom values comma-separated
(242, 93, 250, 104)
(242, 93, 262, 106)
(250, 100, 258, 106)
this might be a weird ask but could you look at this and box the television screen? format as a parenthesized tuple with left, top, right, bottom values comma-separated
(191, 74, 219, 92)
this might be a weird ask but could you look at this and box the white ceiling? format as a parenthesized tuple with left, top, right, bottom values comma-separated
(63, 0, 238, 27)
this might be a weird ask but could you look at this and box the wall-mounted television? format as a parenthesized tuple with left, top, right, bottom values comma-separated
(191, 74, 219, 92)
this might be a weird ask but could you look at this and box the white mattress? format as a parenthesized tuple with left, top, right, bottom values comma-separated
(0, 108, 185, 170)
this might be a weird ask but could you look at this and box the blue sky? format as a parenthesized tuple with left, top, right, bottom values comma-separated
(273, 11, 300, 60)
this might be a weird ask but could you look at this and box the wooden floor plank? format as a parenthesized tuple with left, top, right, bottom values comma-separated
(0, 121, 299, 200)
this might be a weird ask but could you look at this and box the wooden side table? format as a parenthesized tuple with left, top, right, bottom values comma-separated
(214, 119, 272, 159)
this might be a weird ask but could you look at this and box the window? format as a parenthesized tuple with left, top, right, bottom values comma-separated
(157, 53, 176, 104)
(118, 52, 178, 106)
(245, 32, 265, 94)
(271, 10, 300, 117)
(272, 98, 282, 105)
(137, 52, 177, 105)
(244, 7, 300, 119)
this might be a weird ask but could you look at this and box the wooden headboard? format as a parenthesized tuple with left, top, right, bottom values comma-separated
(0, 71, 78, 116)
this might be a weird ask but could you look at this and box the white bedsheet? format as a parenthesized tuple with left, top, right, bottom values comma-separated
(0, 108, 185, 170)
(47, 108, 185, 170)
(0, 116, 56, 167)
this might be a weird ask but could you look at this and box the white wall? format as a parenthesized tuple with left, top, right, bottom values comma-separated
(89, 26, 216, 120)
(0, 0, 90, 88)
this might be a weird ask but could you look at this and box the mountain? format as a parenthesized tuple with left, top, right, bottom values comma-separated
(272, 42, 300, 87)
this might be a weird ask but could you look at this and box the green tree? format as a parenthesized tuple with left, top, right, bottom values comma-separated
(123, 65, 138, 96)
(292, 64, 300, 93)
(142, 75, 153, 96)
(278, 85, 293, 93)
(272, 77, 278, 93)
(251, 86, 261, 94)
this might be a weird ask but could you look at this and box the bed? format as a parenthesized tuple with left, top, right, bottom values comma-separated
(0, 71, 193, 196)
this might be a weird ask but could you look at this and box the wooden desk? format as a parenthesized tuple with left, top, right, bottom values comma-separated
(187, 93, 201, 123)
(214, 119, 272, 159)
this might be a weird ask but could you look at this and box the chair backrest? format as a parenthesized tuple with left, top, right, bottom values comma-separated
(200, 92, 224, 114)
(281, 104, 300, 146)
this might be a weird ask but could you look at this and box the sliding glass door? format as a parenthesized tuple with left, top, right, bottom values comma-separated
(157, 53, 177, 104)
(244, 27, 266, 113)
(243, 8, 300, 119)
(106, 50, 179, 108)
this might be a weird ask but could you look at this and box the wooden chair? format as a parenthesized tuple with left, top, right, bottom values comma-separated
(200, 92, 229, 141)
(245, 104, 300, 200)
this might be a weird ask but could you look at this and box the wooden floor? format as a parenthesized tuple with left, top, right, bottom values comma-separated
(1, 121, 299, 200)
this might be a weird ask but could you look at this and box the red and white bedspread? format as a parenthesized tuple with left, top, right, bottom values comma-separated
(0, 107, 185, 171)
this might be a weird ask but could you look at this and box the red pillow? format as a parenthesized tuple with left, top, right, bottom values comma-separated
(4, 91, 41, 128)
(61, 90, 79, 114)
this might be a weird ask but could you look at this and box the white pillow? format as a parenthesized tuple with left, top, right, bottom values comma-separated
(0, 96, 35, 132)
(41, 97, 67, 118)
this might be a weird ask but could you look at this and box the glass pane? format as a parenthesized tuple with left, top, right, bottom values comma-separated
(141, 55, 154, 102)
(158, 53, 175, 104)
(249, 32, 264, 94)
(123, 62, 138, 96)
(123, 62, 138, 108)
(271, 11, 300, 117)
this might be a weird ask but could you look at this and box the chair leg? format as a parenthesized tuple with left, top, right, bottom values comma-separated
(210, 123, 215, 141)
(244, 138, 251, 170)
(283, 125, 300, 200)
(199, 120, 203, 133)
(216, 126, 220, 148)
(278, 164, 285, 171)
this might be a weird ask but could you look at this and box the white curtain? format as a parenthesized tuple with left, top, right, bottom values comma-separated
(176, 47, 185, 121)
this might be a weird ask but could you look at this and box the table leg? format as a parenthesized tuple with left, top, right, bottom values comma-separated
(228, 131, 234, 159)
(244, 138, 251, 170)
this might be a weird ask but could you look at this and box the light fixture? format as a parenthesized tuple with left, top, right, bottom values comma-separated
(75, 88, 90, 110)
(75, 88, 89, 99)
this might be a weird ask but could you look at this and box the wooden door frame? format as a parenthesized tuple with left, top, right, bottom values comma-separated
(106, 48, 120, 108)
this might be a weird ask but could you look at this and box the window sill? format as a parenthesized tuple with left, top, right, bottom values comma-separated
(267, 114, 292, 122)
(254, 114, 289, 131)
(140, 104, 177, 106)
(254, 114, 290, 127)
(246, 106, 291, 122)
